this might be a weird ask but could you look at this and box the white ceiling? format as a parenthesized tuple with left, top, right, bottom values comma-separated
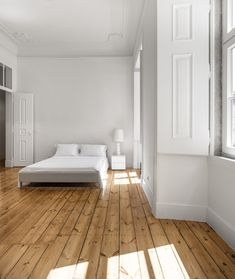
(0, 0, 145, 56)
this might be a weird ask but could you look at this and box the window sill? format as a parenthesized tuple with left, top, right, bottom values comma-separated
(210, 155, 235, 164)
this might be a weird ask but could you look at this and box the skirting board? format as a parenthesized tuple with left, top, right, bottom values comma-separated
(207, 207, 235, 250)
(141, 179, 154, 210)
(5, 160, 13, 168)
(156, 202, 207, 221)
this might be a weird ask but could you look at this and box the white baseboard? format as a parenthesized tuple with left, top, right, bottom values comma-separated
(5, 160, 13, 167)
(156, 202, 207, 221)
(141, 179, 154, 209)
(207, 207, 235, 250)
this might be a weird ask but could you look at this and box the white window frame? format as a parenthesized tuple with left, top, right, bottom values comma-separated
(222, 0, 235, 157)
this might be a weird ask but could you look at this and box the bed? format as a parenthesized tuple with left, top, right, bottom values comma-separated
(18, 144, 109, 188)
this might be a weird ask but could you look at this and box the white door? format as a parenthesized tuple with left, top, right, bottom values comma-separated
(14, 93, 33, 166)
(157, 0, 210, 155)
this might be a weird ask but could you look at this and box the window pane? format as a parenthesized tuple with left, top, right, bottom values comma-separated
(232, 47, 235, 94)
(233, 0, 235, 29)
(232, 99, 235, 146)
(4, 66, 12, 89)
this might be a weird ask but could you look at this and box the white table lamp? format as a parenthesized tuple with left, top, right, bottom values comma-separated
(113, 129, 124, 155)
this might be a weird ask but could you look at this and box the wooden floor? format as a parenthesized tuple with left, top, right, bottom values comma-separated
(0, 168, 234, 279)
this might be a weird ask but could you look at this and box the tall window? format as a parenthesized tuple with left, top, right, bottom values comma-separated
(223, 0, 235, 156)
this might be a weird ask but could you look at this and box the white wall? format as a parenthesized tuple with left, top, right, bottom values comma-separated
(0, 90, 5, 160)
(133, 0, 209, 221)
(156, 155, 208, 221)
(17, 57, 133, 166)
(133, 0, 157, 209)
(155, 0, 210, 221)
(208, 157, 235, 249)
(133, 70, 141, 169)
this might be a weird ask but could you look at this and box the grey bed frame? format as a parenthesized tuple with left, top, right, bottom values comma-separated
(18, 168, 103, 188)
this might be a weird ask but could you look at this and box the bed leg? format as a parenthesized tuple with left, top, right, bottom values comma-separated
(18, 181, 23, 189)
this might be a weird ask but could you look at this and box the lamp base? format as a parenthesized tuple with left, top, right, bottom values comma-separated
(116, 142, 121, 155)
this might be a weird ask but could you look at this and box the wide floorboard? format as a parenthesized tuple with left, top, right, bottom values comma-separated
(0, 168, 234, 279)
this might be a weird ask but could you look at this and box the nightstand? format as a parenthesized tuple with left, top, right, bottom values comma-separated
(111, 155, 126, 170)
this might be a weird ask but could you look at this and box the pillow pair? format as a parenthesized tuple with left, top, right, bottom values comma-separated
(80, 144, 107, 157)
(55, 144, 79, 156)
(55, 143, 107, 157)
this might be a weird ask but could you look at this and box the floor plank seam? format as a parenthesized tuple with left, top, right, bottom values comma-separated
(173, 220, 209, 279)
(135, 183, 166, 279)
(185, 221, 234, 279)
(52, 190, 93, 268)
(198, 222, 235, 265)
(5, 191, 68, 278)
(24, 191, 75, 277)
(95, 172, 114, 279)
(73, 190, 101, 278)
(0, 190, 60, 246)
(127, 181, 144, 279)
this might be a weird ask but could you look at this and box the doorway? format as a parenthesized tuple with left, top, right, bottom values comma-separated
(133, 45, 143, 170)
(0, 89, 6, 167)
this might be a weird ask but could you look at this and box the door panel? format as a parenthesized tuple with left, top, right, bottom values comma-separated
(14, 93, 33, 166)
(157, 0, 210, 155)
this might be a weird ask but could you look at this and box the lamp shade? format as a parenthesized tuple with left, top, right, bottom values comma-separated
(113, 129, 124, 142)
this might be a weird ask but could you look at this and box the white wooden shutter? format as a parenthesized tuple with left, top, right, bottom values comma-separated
(157, 0, 210, 155)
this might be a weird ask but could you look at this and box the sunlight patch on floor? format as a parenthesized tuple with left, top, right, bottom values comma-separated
(47, 245, 190, 279)
(119, 251, 142, 279)
(170, 244, 190, 278)
(101, 173, 109, 187)
(148, 247, 164, 278)
(130, 177, 141, 184)
(73, 261, 89, 279)
(114, 173, 128, 178)
(47, 262, 89, 279)
(102, 173, 109, 179)
(101, 178, 107, 187)
(113, 178, 130, 185)
(128, 171, 138, 177)
(148, 244, 190, 279)
(47, 264, 76, 279)
(138, 250, 150, 279)
(107, 255, 119, 278)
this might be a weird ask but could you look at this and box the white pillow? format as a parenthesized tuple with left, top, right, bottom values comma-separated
(80, 144, 107, 157)
(54, 144, 79, 156)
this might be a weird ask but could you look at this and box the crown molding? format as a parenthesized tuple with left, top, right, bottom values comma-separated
(0, 22, 19, 44)
(0, 0, 144, 57)
(17, 55, 133, 60)
(133, 0, 147, 59)
(0, 28, 18, 56)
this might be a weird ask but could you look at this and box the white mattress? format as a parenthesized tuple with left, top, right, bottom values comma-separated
(24, 156, 108, 175)
(19, 156, 109, 187)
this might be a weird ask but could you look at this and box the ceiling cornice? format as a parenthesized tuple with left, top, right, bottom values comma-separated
(0, 22, 19, 44)
(0, 0, 144, 57)
(133, 0, 147, 58)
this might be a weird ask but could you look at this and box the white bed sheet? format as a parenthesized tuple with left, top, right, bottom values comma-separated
(23, 155, 109, 177)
